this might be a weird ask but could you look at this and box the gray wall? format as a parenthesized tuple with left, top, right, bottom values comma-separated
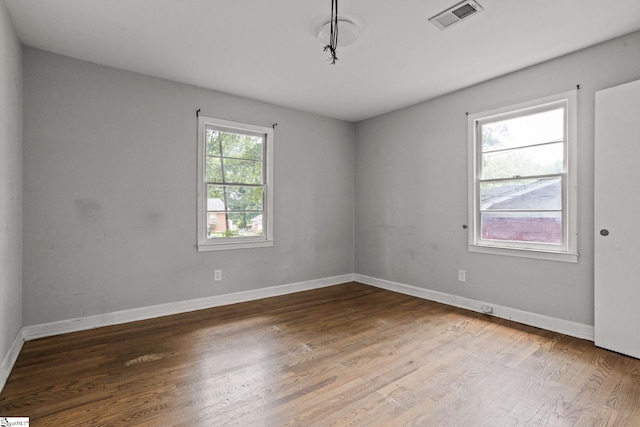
(22, 48, 355, 325)
(0, 0, 22, 363)
(355, 31, 640, 326)
(15, 27, 640, 331)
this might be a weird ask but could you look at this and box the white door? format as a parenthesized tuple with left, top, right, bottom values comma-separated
(594, 79, 640, 359)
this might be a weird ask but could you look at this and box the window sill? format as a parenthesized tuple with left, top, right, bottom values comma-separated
(468, 244, 578, 263)
(197, 239, 274, 252)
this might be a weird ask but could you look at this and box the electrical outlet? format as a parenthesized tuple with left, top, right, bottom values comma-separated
(214, 269, 222, 282)
(458, 270, 466, 282)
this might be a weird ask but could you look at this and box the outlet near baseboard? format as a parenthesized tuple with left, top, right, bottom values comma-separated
(458, 270, 466, 282)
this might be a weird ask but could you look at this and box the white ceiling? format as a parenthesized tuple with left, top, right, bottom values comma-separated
(5, 0, 640, 122)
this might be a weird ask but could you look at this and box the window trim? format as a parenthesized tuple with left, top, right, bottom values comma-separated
(467, 91, 578, 263)
(196, 115, 274, 252)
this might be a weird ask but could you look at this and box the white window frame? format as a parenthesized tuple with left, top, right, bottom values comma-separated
(467, 91, 578, 263)
(197, 115, 274, 252)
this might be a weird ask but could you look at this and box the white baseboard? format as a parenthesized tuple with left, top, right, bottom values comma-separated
(4, 272, 593, 394)
(0, 331, 25, 393)
(20, 272, 594, 342)
(355, 274, 594, 341)
(0, 273, 347, 393)
(22, 273, 355, 341)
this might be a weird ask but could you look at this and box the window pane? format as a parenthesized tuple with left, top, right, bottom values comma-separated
(480, 177, 561, 211)
(221, 133, 263, 160)
(206, 157, 222, 182)
(209, 185, 263, 212)
(221, 158, 262, 184)
(206, 211, 227, 238)
(481, 108, 564, 152)
(481, 211, 562, 245)
(482, 142, 563, 180)
(206, 212, 264, 239)
(205, 129, 221, 156)
(226, 186, 263, 211)
(207, 184, 224, 201)
(228, 212, 264, 237)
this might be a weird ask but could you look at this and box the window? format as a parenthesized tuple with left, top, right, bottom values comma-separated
(467, 91, 577, 262)
(197, 115, 273, 251)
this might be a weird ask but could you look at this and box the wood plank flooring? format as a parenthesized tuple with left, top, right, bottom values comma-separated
(1, 282, 639, 426)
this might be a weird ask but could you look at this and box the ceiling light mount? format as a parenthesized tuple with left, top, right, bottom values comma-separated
(318, 18, 359, 48)
(318, 0, 360, 64)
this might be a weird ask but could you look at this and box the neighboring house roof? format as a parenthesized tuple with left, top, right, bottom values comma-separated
(251, 214, 262, 224)
(207, 198, 225, 211)
(482, 178, 561, 211)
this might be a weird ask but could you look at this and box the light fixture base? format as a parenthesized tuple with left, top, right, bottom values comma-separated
(317, 18, 359, 47)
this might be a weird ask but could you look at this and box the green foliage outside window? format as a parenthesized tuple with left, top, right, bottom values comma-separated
(205, 128, 265, 237)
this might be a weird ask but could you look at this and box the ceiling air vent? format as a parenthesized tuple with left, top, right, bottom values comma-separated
(429, 1, 484, 30)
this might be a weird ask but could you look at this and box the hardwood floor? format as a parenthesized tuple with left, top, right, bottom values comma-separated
(1, 282, 639, 426)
